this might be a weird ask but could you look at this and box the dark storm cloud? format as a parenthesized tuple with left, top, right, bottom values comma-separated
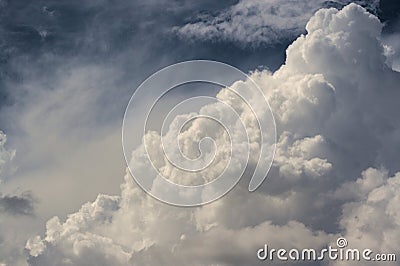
(0, 0, 285, 102)
(0, 0, 397, 86)
(0, 0, 238, 59)
(0, 191, 35, 216)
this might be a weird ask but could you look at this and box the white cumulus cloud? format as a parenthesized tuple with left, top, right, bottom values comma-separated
(26, 4, 400, 266)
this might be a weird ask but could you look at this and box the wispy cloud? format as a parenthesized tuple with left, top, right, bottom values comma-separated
(0, 131, 15, 183)
(174, 0, 379, 47)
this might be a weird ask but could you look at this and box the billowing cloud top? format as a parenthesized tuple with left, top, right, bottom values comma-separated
(25, 4, 400, 266)
(174, 0, 380, 47)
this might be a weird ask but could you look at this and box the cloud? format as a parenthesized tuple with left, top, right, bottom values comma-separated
(382, 32, 400, 72)
(0, 1, 259, 264)
(25, 3, 400, 266)
(0, 130, 15, 183)
(26, 194, 126, 265)
(0, 131, 38, 265)
(332, 168, 400, 265)
(0, 0, 257, 221)
(174, 0, 380, 47)
(0, 191, 35, 216)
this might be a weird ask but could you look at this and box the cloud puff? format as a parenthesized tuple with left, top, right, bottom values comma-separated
(26, 4, 400, 266)
(332, 168, 400, 265)
(0, 192, 35, 216)
(174, 0, 379, 47)
(0, 131, 15, 183)
(382, 33, 400, 72)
